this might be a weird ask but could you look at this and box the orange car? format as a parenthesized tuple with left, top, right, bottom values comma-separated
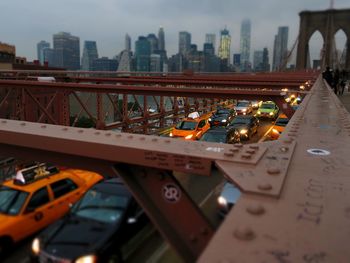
(170, 112, 210, 140)
(270, 113, 289, 140)
(0, 163, 103, 252)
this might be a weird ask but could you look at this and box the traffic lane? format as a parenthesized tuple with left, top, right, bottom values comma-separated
(243, 118, 274, 144)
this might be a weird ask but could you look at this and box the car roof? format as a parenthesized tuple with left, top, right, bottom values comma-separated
(90, 177, 131, 196)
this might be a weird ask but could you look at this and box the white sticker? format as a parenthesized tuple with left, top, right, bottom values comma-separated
(206, 147, 224, 153)
(162, 183, 181, 203)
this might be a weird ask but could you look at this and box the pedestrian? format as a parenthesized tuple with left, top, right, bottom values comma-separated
(339, 79, 346, 95)
(322, 66, 333, 88)
(333, 68, 341, 94)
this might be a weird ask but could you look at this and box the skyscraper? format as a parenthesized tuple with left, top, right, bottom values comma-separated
(205, 34, 216, 53)
(37, 41, 50, 65)
(53, 32, 80, 70)
(158, 27, 165, 51)
(135, 36, 151, 71)
(253, 50, 263, 72)
(147, 34, 158, 54)
(179, 31, 191, 56)
(272, 26, 289, 71)
(218, 28, 231, 65)
(125, 34, 131, 51)
(240, 19, 251, 71)
(81, 41, 98, 71)
(262, 47, 270, 72)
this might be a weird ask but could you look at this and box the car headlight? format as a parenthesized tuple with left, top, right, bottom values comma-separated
(242, 109, 247, 112)
(257, 111, 261, 115)
(185, 134, 193, 140)
(240, 129, 248, 134)
(208, 118, 212, 121)
(221, 119, 227, 123)
(217, 196, 227, 207)
(75, 255, 97, 263)
(269, 112, 274, 116)
(32, 238, 40, 255)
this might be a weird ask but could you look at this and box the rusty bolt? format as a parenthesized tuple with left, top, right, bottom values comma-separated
(246, 204, 265, 215)
(229, 148, 239, 153)
(152, 138, 158, 142)
(241, 153, 252, 159)
(1, 120, 7, 124)
(234, 226, 256, 241)
(246, 149, 256, 154)
(258, 183, 272, 191)
(78, 130, 84, 133)
(127, 135, 133, 139)
(139, 137, 146, 141)
(249, 145, 259, 150)
(94, 131, 100, 135)
(41, 125, 47, 129)
(62, 127, 68, 131)
(105, 133, 111, 137)
(224, 152, 234, 157)
(267, 167, 281, 175)
(115, 134, 122, 138)
(235, 143, 243, 148)
(20, 122, 26, 126)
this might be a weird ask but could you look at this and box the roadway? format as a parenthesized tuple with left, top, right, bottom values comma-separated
(3, 120, 273, 263)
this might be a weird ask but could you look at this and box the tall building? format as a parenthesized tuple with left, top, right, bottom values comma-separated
(203, 43, 215, 56)
(81, 41, 98, 71)
(125, 34, 131, 52)
(158, 27, 165, 51)
(147, 34, 158, 54)
(253, 50, 263, 72)
(233, 53, 241, 69)
(179, 31, 191, 56)
(43, 48, 55, 66)
(240, 19, 251, 71)
(150, 54, 161, 72)
(53, 32, 80, 70)
(135, 36, 151, 71)
(272, 26, 289, 71)
(92, 57, 118, 71)
(37, 41, 50, 65)
(205, 34, 216, 53)
(262, 47, 270, 72)
(218, 28, 231, 65)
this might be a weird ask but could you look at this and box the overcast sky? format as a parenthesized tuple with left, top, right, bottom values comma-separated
(0, 0, 348, 62)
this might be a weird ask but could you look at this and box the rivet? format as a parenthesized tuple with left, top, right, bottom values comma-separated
(128, 135, 133, 139)
(249, 145, 259, 150)
(94, 131, 100, 135)
(41, 125, 47, 128)
(246, 149, 256, 154)
(115, 134, 122, 138)
(105, 133, 111, 137)
(78, 130, 84, 133)
(62, 127, 68, 131)
(234, 226, 255, 241)
(234, 144, 243, 148)
(152, 138, 158, 142)
(267, 167, 281, 175)
(246, 204, 265, 215)
(229, 148, 239, 153)
(1, 120, 7, 124)
(21, 122, 26, 126)
(258, 183, 272, 191)
(241, 154, 252, 159)
(224, 152, 234, 157)
(139, 137, 146, 141)
(165, 139, 171, 143)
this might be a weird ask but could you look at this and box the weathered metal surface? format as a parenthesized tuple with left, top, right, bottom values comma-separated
(198, 76, 350, 263)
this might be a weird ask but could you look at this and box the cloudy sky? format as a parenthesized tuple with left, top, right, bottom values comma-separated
(0, 0, 348, 62)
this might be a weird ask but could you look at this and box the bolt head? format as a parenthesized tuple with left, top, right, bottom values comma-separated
(246, 204, 265, 215)
(234, 226, 255, 241)
(258, 183, 272, 191)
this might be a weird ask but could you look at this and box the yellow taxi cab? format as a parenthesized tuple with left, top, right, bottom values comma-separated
(169, 112, 210, 140)
(269, 113, 289, 140)
(0, 163, 103, 252)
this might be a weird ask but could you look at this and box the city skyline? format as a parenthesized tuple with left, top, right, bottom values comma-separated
(1, 0, 349, 61)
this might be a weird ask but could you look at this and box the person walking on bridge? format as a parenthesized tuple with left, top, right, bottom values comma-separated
(322, 66, 334, 88)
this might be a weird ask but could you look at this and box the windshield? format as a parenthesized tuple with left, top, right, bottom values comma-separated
(231, 117, 250, 125)
(236, 102, 249, 107)
(0, 186, 29, 215)
(200, 132, 226, 143)
(260, 103, 275, 109)
(275, 118, 289, 127)
(175, 120, 197, 130)
(72, 189, 129, 224)
(216, 109, 230, 115)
